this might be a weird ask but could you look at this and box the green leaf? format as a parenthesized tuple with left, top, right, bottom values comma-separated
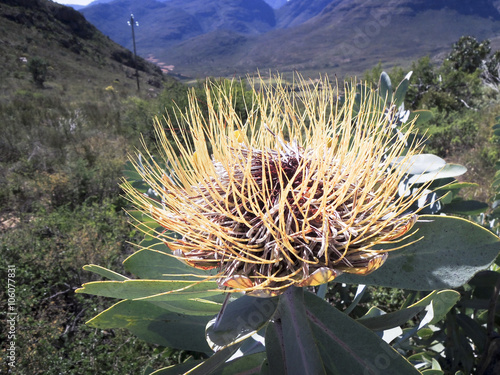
(147, 297, 224, 316)
(267, 287, 327, 375)
(468, 270, 500, 289)
(393, 154, 446, 175)
(82, 264, 129, 281)
(149, 360, 204, 375)
(336, 215, 500, 290)
(407, 352, 434, 364)
(131, 180, 151, 194)
(442, 199, 489, 215)
(417, 328, 433, 339)
(182, 344, 243, 375)
(379, 72, 393, 102)
(82, 249, 225, 315)
(358, 305, 423, 331)
(434, 182, 478, 191)
(438, 191, 454, 205)
(455, 313, 487, 353)
(86, 300, 212, 353)
(408, 110, 433, 125)
(408, 163, 467, 184)
(393, 72, 412, 108)
(124, 248, 212, 281)
(211, 352, 266, 375)
(264, 322, 287, 375)
(358, 290, 459, 330)
(493, 176, 500, 188)
(419, 290, 460, 325)
(421, 370, 444, 375)
(140, 234, 182, 251)
(304, 291, 421, 375)
(126, 210, 165, 239)
(260, 360, 270, 375)
(127, 209, 154, 223)
(206, 295, 278, 351)
(76, 279, 221, 301)
(123, 160, 143, 182)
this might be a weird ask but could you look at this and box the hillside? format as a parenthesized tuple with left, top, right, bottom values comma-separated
(80, 0, 500, 78)
(0, 0, 165, 100)
(276, 0, 335, 28)
(0, 1, 188, 373)
(81, 0, 275, 49)
(237, 0, 500, 76)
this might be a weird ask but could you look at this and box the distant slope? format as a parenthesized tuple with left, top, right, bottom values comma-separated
(79, 0, 500, 78)
(81, 0, 199, 49)
(167, 0, 275, 34)
(81, 0, 275, 54)
(0, 0, 165, 99)
(275, 0, 334, 28)
(264, 0, 288, 9)
(164, 0, 500, 77)
(83, 0, 287, 11)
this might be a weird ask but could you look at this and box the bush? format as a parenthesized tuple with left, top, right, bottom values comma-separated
(0, 200, 169, 374)
(27, 56, 49, 88)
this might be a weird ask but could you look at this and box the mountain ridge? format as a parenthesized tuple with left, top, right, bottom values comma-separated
(80, 0, 500, 78)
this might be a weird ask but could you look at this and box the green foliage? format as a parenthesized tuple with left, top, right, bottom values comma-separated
(27, 56, 49, 88)
(364, 54, 485, 159)
(1, 50, 176, 375)
(395, 49, 483, 158)
(423, 109, 480, 156)
(407, 59, 483, 115)
(0, 52, 258, 373)
(337, 215, 499, 289)
(405, 270, 500, 374)
(158, 78, 252, 124)
(4, 24, 500, 374)
(76, 71, 500, 375)
(78, 212, 499, 374)
(357, 38, 500, 374)
(447, 36, 491, 74)
(0, 200, 168, 374)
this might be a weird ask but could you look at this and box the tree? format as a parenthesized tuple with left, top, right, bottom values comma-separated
(447, 36, 490, 74)
(27, 57, 49, 88)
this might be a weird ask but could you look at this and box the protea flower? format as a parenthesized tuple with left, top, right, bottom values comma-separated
(123, 76, 426, 297)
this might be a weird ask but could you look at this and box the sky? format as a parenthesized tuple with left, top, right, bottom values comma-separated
(52, 0, 94, 5)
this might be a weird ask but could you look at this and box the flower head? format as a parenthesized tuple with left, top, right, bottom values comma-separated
(123, 76, 425, 297)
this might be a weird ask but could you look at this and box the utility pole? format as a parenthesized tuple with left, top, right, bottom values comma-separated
(128, 14, 140, 91)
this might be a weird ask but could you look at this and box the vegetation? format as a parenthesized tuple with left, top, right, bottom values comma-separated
(77, 72, 498, 375)
(365, 36, 500, 204)
(27, 56, 49, 88)
(0, 6, 500, 370)
(0, 1, 187, 373)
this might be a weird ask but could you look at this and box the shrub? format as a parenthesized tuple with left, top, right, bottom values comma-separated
(27, 56, 49, 88)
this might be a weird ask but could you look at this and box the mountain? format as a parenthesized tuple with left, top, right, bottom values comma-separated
(167, 0, 275, 34)
(0, 0, 165, 98)
(81, 0, 275, 56)
(79, 0, 500, 78)
(264, 0, 288, 9)
(82, 0, 286, 10)
(276, 0, 335, 28)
